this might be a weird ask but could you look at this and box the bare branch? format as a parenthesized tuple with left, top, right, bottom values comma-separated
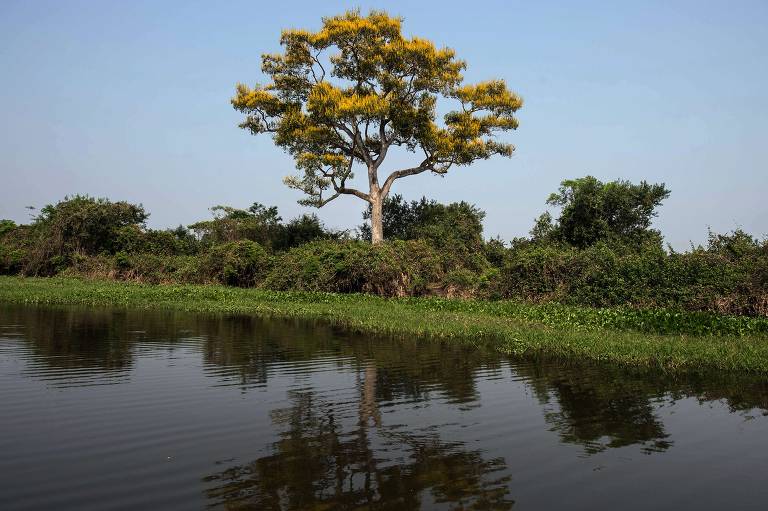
(339, 187, 371, 202)
(322, 133, 371, 204)
(336, 122, 373, 166)
(316, 192, 341, 207)
(381, 157, 432, 196)
(311, 50, 326, 81)
(317, 181, 373, 206)
(373, 119, 390, 170)
(328, 180, 371, 202)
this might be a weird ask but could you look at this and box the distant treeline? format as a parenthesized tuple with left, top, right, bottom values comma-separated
(1, 175, 766, 316)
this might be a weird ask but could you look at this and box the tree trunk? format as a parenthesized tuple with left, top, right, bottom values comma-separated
(360, 364, 381, 427)
(370, 194, 384, 244)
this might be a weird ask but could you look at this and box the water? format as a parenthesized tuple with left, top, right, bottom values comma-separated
(0, 304, 766, 510)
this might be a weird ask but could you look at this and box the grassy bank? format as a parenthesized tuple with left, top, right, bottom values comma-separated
(1, 276, 768, 372)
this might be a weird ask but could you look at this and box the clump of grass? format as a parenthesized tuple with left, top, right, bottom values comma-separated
(1, 276, 768, 373)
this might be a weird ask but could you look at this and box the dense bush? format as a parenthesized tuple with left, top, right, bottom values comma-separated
(493, 241, 578, 301)
(59, 252, 201, 285)
(6, 195, 149, 275)
(36, 195, 148, 254)
(114, 225, 199, 256)
(360, 195, 488, 271)
(272, 214, 336, 251)
(492, 234, 768, 316)
(0, 242, 27, 275)
(201, 241, 272, 287)
(189, 203, 338, 251)
(0, 221, 27, 274)
(264, 239, 442, 297)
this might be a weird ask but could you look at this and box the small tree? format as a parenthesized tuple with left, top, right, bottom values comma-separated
(232, 10, 522, 243)
(544, 176, 670, 248)
(33, 195, 148, 256)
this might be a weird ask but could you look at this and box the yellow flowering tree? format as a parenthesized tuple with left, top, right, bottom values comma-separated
(232, 10, 522, 243)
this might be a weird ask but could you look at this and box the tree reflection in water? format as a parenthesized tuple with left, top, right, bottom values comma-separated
(203, 364, 514, 510)
(517, 362, 673, 454)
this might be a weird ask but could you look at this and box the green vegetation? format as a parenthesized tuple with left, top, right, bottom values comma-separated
(2, 277, 768, 372)
(187, 203, 341, 251)
(3, 181, 766, 316)
(536, 176, 670, 249)
(0, 184, 765, 372)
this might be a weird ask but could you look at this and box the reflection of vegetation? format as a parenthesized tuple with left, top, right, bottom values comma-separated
(203, 383, 513, 510)
(519, 362, 672, 454)
(543, 386, 672, 455)
(1, 305, 135, 373)
(669, 371, 768, 414)
(194, 312, 504, 404)
(5, 303, 768, 470)
(519, 361, 768, 454)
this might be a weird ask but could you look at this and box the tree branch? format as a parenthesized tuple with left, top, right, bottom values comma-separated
(336, 123, 372, 167)
(381, 157, 433, 196)
(373, 119, 390, 170)
(322, 133, 372, 204)
(311, 50, 326, 82)
(315, 191, 341, 207)
(340, 187, 371, 202)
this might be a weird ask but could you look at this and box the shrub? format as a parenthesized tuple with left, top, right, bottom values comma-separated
(264, 239, 443, 297)
(200, 241, 271, 287)
(544, 175, 670, 249)
(360, 195, 487, 271)
(483, 238, 507, 268)
(0, 243, 26, 275)
(441, 268, 481, 298)
(114, 251, 132, 270)
(492, 235, 768, 316)
(272, 213, 340, 251)
(0, 220, 26, 274)
(494, 242, 578, 301)
(115, 225, 199, 256)
(61, 251, 222, 285)
(189, 203, 282, 248)
(189, 203, 337, 251)
(20, 195, 147, 275)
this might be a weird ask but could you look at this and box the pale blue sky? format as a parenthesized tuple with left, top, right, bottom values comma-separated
(1, 0, 766, 248)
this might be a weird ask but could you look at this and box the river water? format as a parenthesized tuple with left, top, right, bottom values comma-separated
(1, 304, 766, 510)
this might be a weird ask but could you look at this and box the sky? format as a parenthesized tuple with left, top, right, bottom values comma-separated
(1, 0, 766, 249)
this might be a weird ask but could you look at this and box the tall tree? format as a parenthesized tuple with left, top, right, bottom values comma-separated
(232, 10, 522, 243)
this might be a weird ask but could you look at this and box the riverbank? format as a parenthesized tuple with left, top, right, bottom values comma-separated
(1, 276, 768, 372)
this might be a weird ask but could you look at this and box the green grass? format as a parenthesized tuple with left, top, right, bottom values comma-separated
(1, 276, 768, 372)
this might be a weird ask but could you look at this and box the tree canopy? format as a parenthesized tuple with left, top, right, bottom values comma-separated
(536, 176, 670, 248)
(232, 9, 522, 242)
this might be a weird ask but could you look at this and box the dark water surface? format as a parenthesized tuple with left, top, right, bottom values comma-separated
(1, 305, 767, 510)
